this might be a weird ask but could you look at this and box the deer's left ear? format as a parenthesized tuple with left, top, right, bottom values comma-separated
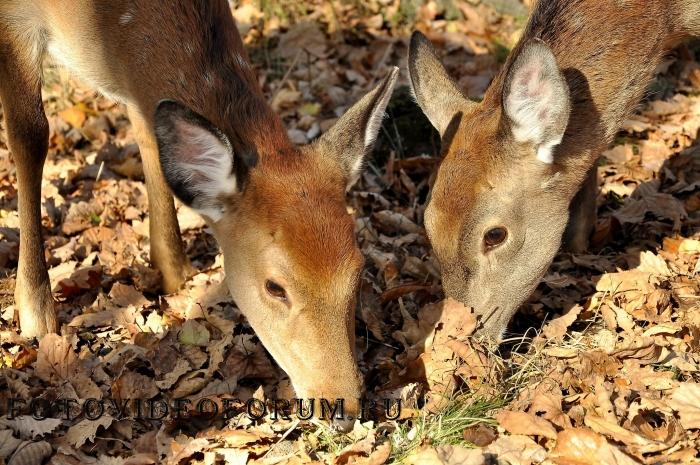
(316, 67, 399, 188)
(503, 40, 570, 164)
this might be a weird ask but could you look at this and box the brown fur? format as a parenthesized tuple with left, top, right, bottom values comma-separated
(410, 0, 700, 340)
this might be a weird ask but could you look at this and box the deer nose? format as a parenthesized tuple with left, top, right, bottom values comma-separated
(332, 416, 355, 433)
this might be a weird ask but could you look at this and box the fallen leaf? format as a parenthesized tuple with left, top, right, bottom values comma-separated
(419, 299, 478, 412)
(179, 320, 211, 347)
(495, 410, 558, 440)
(530, 392, 571, 429)
(59, 104, 87, 128)
(64, 415, 113, 448)
(462, 424, 497, 447)
(404, 445, 485, 465)
(542, 305, 583, 340)
(0, 417, 62, 440)
(35, 334, 78, 384)
(550, 428, 641, 465)
(277, 21, 327, 59)
(484, 435, 547, 464)
(6, 440, 53, 465)
(666, 382, 700, 429)
(584, 414, 665, 454)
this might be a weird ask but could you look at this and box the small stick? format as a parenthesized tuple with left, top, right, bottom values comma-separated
(270, 49, 303, 104)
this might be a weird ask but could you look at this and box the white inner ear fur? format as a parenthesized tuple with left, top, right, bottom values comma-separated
(341, 83, 393, 189)
(506, 55, 568, 165)
(356, 82, 394, 176)
(536, 136, 562, 164)
(174, 123, 237, 221)
(363, 83, 394, 152)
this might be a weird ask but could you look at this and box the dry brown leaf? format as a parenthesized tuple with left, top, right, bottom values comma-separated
(602, 144, 634, 163)
(215, 429, 273, 449)
(70, 371, 102, 400)
(221, 335, 278, 382)
(155, 358, 191, 390)
(67, 307, 138, 329)
(64, 415, 113, 448)
(363, 442, 392, 465)
(0, 430, 23, 460)
(638, 139, 671, 171)
(372, 211, 423, 235)
(530, 392, 571, 429)
(595, 270, 658, 295)
(614, 192, 687, 229)
(112, 371, 159, 401)
(611, 339, 661, 364)
(334, 436, 391, 465)
(168, 437, 212, 464)
(584, 415, 666, 454)
(59, 104, 87, 128)
(550, 428, 641, 465)
(542, 305, 583, 340)
(462, 424, 497, 447)
(404, 445, 485, 465)
(495, 410, 558, 440)
(484, 435, 547, 465)
(666, 382, 700, 429)
(179, 320, 211, 347)
(277, 21, 327, 59)
(6, 440, 53, 465)
(172, 369, 210, 398)
(35, 334, 78, 384)
(271, 89, 302, 113)
(636, 251, 671, 276)
(61, 200, 104, 235)
(109, 283, 150, 308)
(420, 299, 478, 412)
(0, 417, 62, 440)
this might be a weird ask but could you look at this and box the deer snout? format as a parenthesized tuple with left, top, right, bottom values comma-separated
(332, 416, 356, 433)
(292, 370, 363, 432)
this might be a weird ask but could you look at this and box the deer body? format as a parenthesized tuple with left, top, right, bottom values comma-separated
(1, 0, 398, 420)
(409, 0, 700, 340)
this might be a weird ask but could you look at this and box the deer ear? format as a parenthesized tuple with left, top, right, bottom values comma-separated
(503, 40, 570, 164)
(408, 31, 472, 136)
(317, 67, 399, 188)
(154, 100, 238, 222)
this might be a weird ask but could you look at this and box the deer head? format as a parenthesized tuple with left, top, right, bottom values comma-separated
(154, 68, 399, 423)
(409, 32, 577, 341)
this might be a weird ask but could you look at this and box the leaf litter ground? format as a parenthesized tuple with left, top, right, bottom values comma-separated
(0, 1, 699, 464)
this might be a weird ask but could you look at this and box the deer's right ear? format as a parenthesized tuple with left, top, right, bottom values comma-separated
(408, 31, 471, 136)
(503, 40, 570, 164)
(154, 100, 238, 222)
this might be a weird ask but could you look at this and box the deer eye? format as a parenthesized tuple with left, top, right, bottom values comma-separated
(265, 280, 288, 302)
(484, 227, 508, 250)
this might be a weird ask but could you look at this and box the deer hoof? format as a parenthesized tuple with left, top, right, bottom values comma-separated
(15, 283, 58, 338)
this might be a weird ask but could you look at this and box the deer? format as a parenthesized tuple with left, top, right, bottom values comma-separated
(408, 0, 700, 341)
(1, 0, 398, 425)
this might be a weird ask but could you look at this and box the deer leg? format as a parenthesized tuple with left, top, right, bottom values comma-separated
(563, 164, 598, 253)
(0, 43, 56, 337)
(127, 107, 191, 293)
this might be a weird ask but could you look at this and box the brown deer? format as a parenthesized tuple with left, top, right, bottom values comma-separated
(408, 0, 700, 340)
(1, 0, 398, 422)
